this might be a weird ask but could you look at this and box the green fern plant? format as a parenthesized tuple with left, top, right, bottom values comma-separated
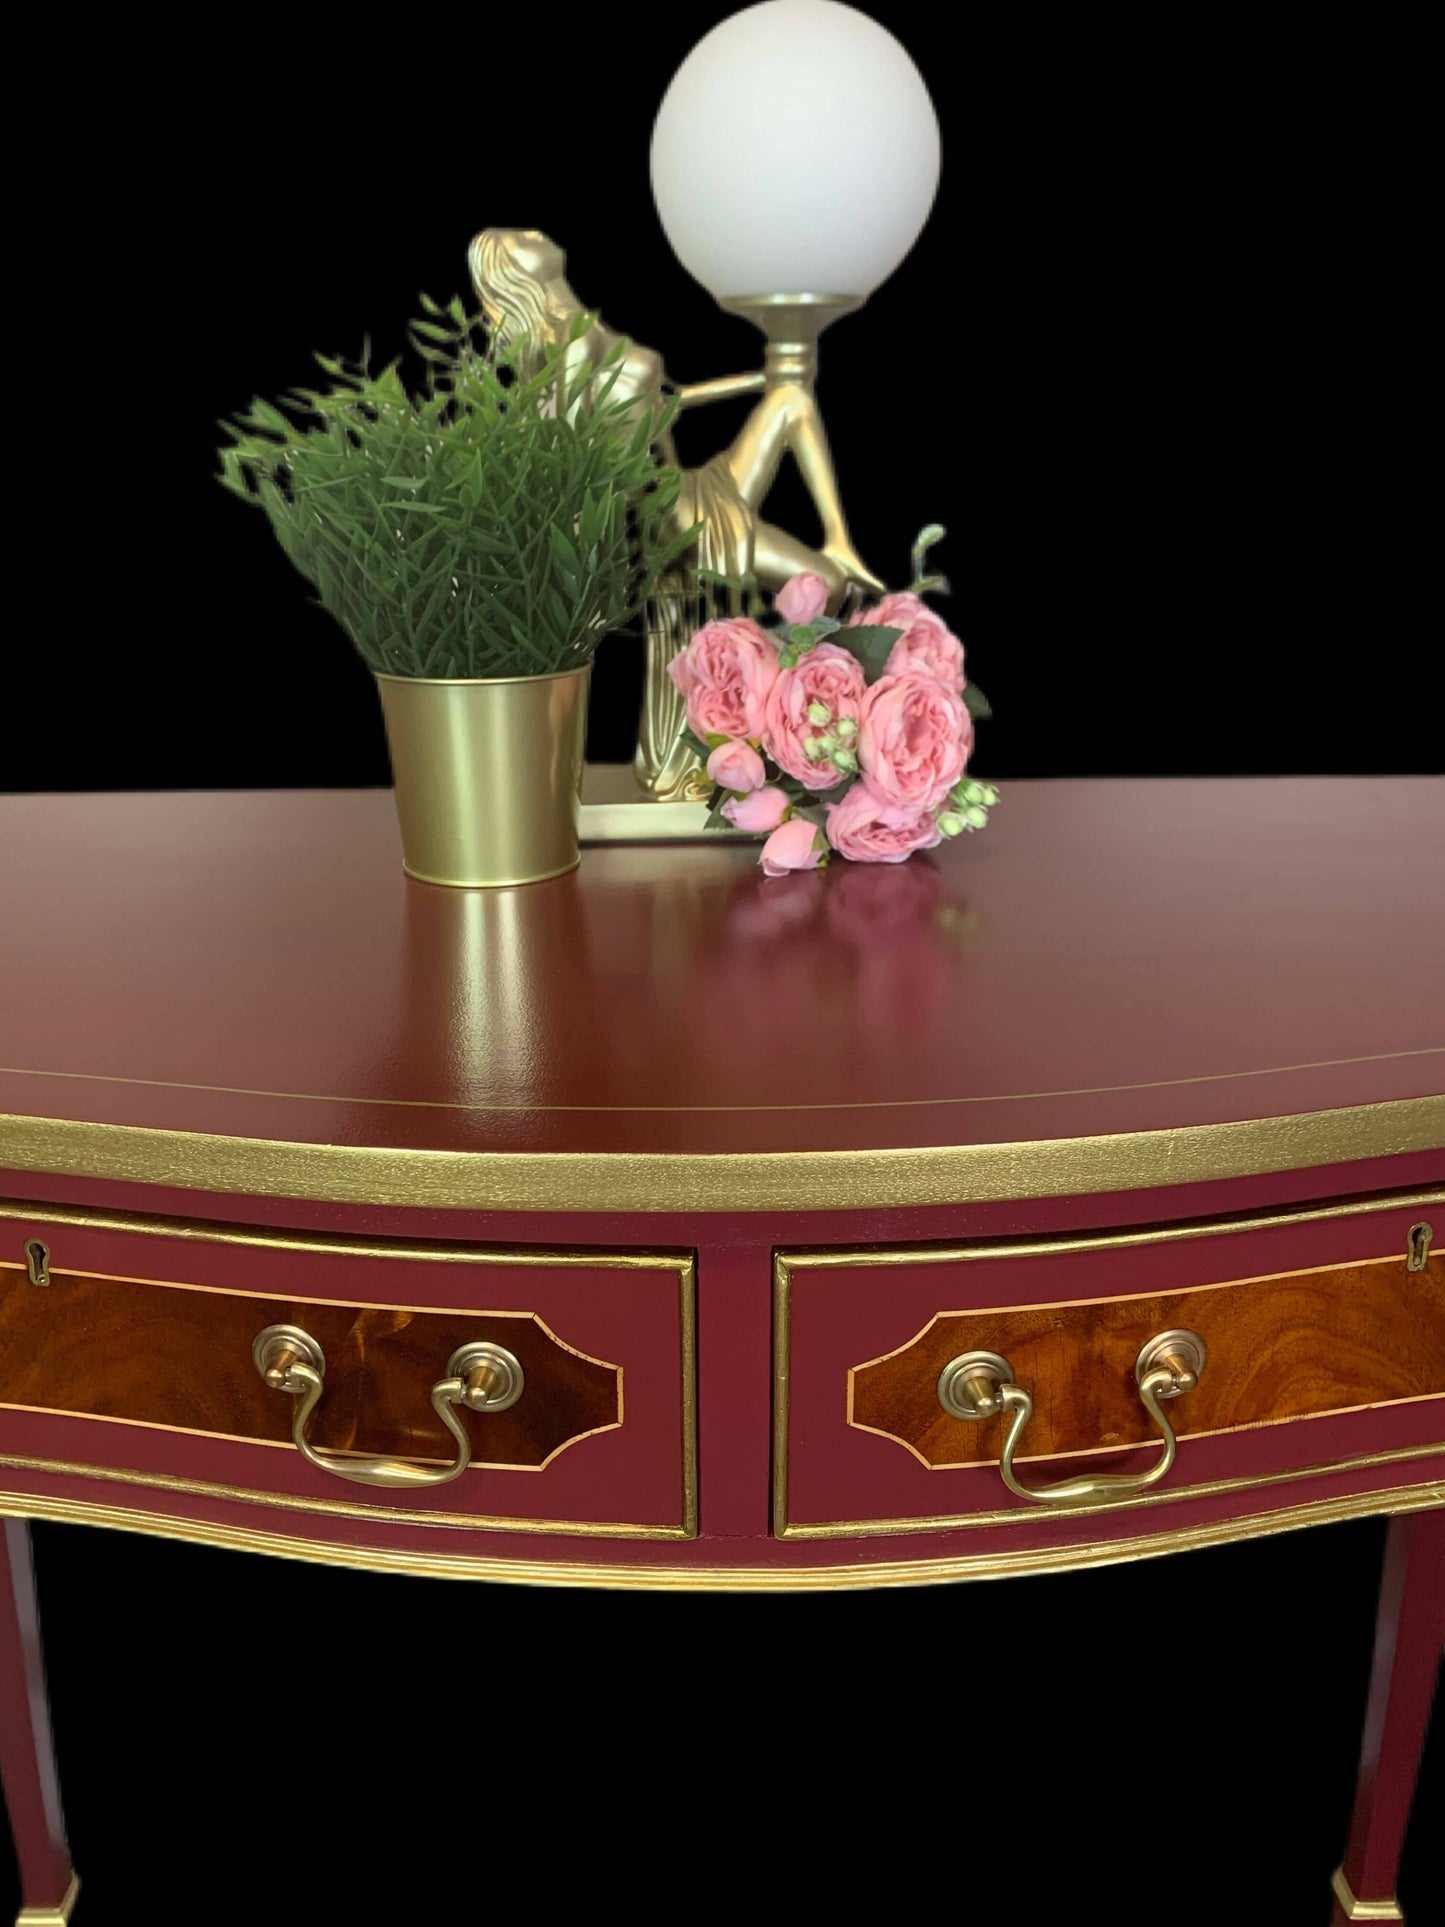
(219, 301, 695, 678)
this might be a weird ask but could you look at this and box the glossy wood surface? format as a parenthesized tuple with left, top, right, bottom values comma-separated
(0, 783, 1440, 1175)
(0, 1263, 619, 1471)
(852, 1250, 1445, 1467)
(0, 1521, 74, 1915)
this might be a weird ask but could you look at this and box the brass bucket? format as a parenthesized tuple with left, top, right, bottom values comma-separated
(375, 667, 589, 887)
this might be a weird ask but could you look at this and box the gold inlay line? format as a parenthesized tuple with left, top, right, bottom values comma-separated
(1, 1478, 1439, 1590)
(0, 1202, 690, 1265)
(2, 1042, 1440, 1115)
(779, 1441, 1444, 1539)
(846, 1247, 1432, 1329)
(781, 1189, 1445, 1270)
(0, 1451, 688, 1540)
(0, 1398, 624, 1478)
(845, 1400, 1445, 1480)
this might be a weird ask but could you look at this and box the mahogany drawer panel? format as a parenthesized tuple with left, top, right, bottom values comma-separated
(777, 1193, 1443, 1538)
(0, 1208, 695, 1538)
(852, 1260, 1444, 1467)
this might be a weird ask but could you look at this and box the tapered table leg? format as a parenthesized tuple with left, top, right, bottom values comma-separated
(0, 1522, 78, 1926)
(1330, 1510, 1445, 1925)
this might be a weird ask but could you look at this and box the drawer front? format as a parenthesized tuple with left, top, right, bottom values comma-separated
(777, 1194, 1443, 1537)
(0, 1207, 694, 1538)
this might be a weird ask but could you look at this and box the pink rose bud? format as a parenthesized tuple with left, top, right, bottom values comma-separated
(706, 739, 766, 794)
(759, 816, 826, 878)
(722, 785, 791, 832)
(774, 572, 832, 626)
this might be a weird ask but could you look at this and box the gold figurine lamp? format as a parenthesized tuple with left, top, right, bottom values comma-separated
(471, 0, 941, 839)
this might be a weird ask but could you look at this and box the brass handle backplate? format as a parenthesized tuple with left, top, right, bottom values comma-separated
(937, 1328, 1208, 1508)
(253, 1324, 524, 1490)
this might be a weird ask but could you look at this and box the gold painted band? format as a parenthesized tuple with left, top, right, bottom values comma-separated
(1, 1095, 1441, 1213)
(1, 1480, 1440, 1592)
(15, 1874, 81, 1926)
(1330, 1867, 1405, 1922)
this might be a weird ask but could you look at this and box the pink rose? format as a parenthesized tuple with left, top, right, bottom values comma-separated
(775, 571, 831, 626)
(852, 591, 965, 694)
(668, 618, 779, 743)
(706, 739, 765, 794)
(723, 785, 791, 832)
(858, 671, 972, 812)
(825, 783, 944, 864)
(760, 817, 826, 878)
(762, 641, 867, 791)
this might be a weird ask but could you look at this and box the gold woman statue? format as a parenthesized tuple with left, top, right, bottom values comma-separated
(469, 228, 883, 800)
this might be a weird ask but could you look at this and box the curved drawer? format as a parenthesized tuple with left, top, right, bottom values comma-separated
(0, 1206, 695, 1539)
(776, 1193, 1443, 1538)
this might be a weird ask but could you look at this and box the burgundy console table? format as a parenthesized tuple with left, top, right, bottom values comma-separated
(1, 779, 1441, 1923)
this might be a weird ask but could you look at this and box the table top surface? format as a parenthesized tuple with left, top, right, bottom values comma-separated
(0, 780, 1440, 1212)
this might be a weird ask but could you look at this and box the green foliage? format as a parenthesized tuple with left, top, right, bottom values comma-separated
(840, 623, 905, 682)
(218, 306, 697, 678)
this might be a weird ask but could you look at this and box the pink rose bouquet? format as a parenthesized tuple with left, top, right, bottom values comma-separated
(670, 527, 998, 876)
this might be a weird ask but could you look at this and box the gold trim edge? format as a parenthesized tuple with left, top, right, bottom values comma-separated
(780, 1189, 1445, 1271)
(1330, 1867, 1405, 1922)
(0, 1450, 691, 1540)
(0, 1480, 1438, 1591)
(0, 1199, 692, 1266)
(1, 1095, 1441, 1213)
(779, 1441, 1445, 1539)
(16, 1874, 81, 1927)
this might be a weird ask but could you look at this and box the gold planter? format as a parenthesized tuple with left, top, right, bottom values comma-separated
(375, 667, 589, 888)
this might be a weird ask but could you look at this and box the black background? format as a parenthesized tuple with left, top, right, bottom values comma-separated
(4, 4, 1440, 1922)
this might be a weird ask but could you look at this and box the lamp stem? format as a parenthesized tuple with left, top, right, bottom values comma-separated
(719, 294, 864, 395)
(763, 337, 819, 390)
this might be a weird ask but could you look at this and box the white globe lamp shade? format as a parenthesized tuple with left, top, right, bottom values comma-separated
(651, 0, 941, 304)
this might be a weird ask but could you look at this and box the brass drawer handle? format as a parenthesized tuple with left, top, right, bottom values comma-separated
(253, 1324, 524, 1490)
(936, 1328, 1207, 1508)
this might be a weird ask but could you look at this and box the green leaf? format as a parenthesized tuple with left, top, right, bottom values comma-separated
(246, 398, 291, 434)
(216, 308, 695, 677)
(962, 681, 993, 722)
(680, 726, 713, 762)
(841, 623, 904, 683)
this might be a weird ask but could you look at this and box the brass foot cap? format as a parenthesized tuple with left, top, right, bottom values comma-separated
(1332, 1866, 1405, 1922)
(16, 1872, 81, 1926)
